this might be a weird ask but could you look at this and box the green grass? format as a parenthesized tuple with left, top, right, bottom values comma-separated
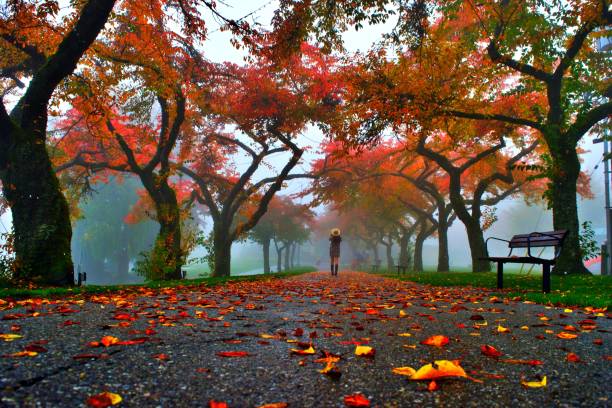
(0, 266, 317, 300)
(182, 257, 265, 278)
(377, 270, 612, 308)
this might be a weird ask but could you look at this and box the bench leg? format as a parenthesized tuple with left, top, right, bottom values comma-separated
(543, 263, 551, 293)
(497, 262, 503, 289)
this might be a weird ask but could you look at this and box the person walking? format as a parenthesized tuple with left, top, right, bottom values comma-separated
(329, 228, 342, 276)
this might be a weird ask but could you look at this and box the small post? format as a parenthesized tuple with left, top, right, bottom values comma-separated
(497, 262, 503, 289)
(77, 272, 82, 287)
(542, 263, 551, 293)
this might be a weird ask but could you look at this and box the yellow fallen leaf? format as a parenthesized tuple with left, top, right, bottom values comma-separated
(497, 325, 510, 333)
(0, 334, 22, 342)
(355, 345, 375, 357)
(410, 360, 467, 380)
(563, 309, 573, 313)
(397, 333, 412, 337)
(403, 344, 417, 349)
(545, 330, 554, 334)
(520, 326, 529, 330)
(521, 376, 547, 388)
(399, 310, 408, 317)
(290, 346, 315, 355)
(392, 366, 416, 376)
(260, 334, 277, 339)
(8, 350, 38, 357)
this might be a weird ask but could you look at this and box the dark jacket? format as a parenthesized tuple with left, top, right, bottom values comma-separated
(329, 235, 341, 257)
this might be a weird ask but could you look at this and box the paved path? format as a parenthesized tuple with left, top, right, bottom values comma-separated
(0, 271, 610, 407)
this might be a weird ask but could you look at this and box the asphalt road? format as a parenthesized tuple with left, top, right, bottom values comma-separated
(0, 271, 610, 407)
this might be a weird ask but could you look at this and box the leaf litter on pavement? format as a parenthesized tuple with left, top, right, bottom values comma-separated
(0, 271, 610, 406)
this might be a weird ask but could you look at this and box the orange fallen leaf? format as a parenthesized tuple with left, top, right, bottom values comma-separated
(209, 400, 228, 408)
(556, 332, 578, 340)
(420, 335, 449, 347)
(217, 351, 251, 357)
(410, 360, 467, 380)
(521, 376, 547, 388)
(354, 345, 375, 357)
(4, 350, 37, 357)
(428, 380, 438, 391)
(153, 353, 170, 360)
(480, 344, 503, 358)
(392, 366, 416, 376)
(100, 336, 119, 347)
(344, 393, 370, 407)
(257, 404, 288, 408)
(86, 392, 122, 407)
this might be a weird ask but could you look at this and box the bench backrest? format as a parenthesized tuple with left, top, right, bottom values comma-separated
(509, 230, 568, 248)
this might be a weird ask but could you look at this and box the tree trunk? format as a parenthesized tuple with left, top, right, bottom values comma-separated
(437, 209, 450, 272)
(284, 242, 291, 271)
(399, 232, 410, 268)
(547, 134, 589, 274)
(413, 226, 426, 272)
(276, 246, 283, 273)
(372, 244, 380, 264)
(212, 226, 231, 277)
(297, 245, 301, 266)
(290, 243, 297, 268)
(140, 175, 183, 280)
(262, 238, 271, 274)
(1, 133, 74, 285)
(385, 243, 393, 271)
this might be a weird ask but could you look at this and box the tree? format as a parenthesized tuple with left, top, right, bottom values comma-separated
(443, 0, 611, 274)
(181, 44, 338, 277)
(0, 0, 116, 284)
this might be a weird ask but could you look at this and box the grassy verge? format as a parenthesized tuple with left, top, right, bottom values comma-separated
(376, 270, 611, 308)
(0, 266, 317, 300)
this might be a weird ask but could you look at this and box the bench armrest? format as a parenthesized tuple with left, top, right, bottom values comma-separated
(526, 232, 565, 258)
(485, 237, 511, 255)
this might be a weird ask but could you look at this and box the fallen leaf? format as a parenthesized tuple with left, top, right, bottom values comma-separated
(521, 376, 547, 388)
(501, 359, 543, 366)
(566, 353, 581, 362)
(480, 344, 503, 358)
(420, 335, 449, 347)
(0, 333, 22, 342)
(217, 351, 250, 358)
(257, 403, 288, 408)
(497, 325, 511, 333)
(428, 380, 438, 391)
(290, 346, 315, 355)
(410, 360, 467, 380)
(209, 400, 228, 408)
(392, 366, 416, 376)
(3, 350, 37, 357)
(344, 393, 370, 407)
(354, 345, 375, 357)
(86, 392, 122, 407)
(100, 336, 119, 347)
(556, 332, 578, 340)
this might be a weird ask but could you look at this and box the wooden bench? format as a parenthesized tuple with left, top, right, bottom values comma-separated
(395, 264, 408, 274)
(480, 230, 568, 293)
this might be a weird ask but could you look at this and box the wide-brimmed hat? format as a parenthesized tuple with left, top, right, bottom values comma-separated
(330, 228, 341, 236)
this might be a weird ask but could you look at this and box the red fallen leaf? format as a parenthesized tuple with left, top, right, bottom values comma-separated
(196, 367, 211, 373)
(209, 400, 228, 408)
(470, 315, 485, 321)
(365, 309, 379, 315)
(428, 380, 438, 391)
(145, 328, 157, 335)
(113, 313, 132, 320)
(223, 340, 242, 344)
(566, 353, 581, 362)
(25, 344, 48, 353)
(116, 338, 147, 346)
(293, 328, 304, 336)
(88, 341, 101, 348)
(309, 331, 318, 338)
(217, 351, 250, 358)
(593, 338, 603, 345)
(62, 320, 79, 326)
(2, 314, 23, 320)
(420, 335, 449, 347)
(153, 353, 170, 360)
(10, 325, 20, 331)
(480, 345, 503, 358)
(501, 359, 543, 366)
(86, 392, 122, 407)
(344, 393, 370, 407)
(258, 341, 270, 345)
(455, 323, 467, 329)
